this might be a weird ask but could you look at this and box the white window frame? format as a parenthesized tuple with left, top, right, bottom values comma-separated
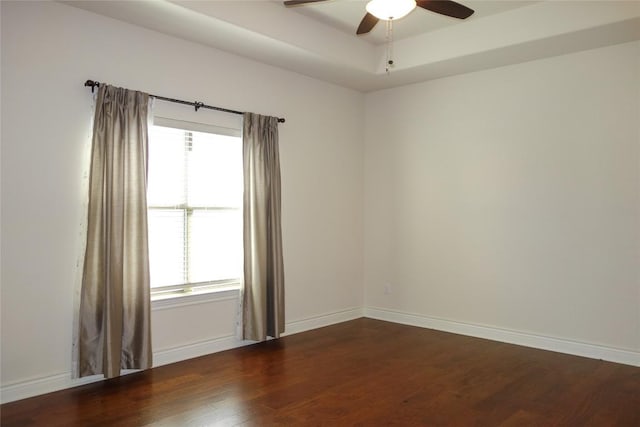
(148, 116, 243, 301)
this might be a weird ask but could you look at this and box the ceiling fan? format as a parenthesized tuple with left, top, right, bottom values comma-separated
(283, 0, 475, 35)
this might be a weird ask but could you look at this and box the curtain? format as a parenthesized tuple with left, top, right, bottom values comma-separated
(78, 84, 152, 378)
(242, 112, 285, 341)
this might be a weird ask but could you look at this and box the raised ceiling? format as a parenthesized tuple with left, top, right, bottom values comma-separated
(65, 1, 640, 92)
(288, 0, 536, 44)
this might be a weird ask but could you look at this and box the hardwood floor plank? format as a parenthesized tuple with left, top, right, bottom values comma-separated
(2, 318, 638, 426)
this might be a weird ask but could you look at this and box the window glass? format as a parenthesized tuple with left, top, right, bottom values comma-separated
(147, 124, 242, 292)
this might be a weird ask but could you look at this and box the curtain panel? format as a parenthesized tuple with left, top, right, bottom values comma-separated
(78, 85, 152, 378)
(242, 112, 285, 341)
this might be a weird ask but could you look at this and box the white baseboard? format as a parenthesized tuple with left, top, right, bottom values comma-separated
(5, 305, 635, 404)
(364, 306, 640, 367)
(283, 306, 364, 336)
(1, 306, 364, 404)
(0, 372, 104, 405)
(153, 335, 251, 368)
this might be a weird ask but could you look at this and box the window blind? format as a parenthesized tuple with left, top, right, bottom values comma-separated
(147, 123, 243, 291)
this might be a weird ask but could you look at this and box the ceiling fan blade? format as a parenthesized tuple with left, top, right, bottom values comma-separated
(416, 0, 474, 19)
(356, 12, 379, 35)
(284, 0, 327, 6)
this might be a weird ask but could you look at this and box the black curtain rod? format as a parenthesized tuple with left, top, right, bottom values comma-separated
(84, 80, 285, 123)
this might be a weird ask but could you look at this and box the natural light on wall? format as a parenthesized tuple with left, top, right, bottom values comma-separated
(147, 124, 243, 293)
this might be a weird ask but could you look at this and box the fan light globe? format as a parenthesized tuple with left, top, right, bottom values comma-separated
(365, 0, 416, 20)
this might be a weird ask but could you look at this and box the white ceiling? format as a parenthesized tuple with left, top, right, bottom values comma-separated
(288, 0, 536, 44)
(65, 0, 640, 92)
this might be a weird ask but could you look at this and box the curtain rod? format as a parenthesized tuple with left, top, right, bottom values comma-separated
(84, 80, 285, 123)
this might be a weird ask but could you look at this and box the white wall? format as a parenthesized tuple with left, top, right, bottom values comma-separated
(364, 41, 640, 357)
(0, 1, 364, 401)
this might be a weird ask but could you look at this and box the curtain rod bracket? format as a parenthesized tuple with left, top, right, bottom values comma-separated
(84, 79, 99, 93)
(194, 102, 204, 112)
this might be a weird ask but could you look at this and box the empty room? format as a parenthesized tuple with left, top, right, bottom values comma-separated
(1, 0, 639, 425)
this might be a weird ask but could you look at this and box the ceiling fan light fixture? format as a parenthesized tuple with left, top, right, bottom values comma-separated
(366, 0, 416, 21)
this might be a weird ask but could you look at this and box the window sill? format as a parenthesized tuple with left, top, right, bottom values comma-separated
(151, 285, 241, 310)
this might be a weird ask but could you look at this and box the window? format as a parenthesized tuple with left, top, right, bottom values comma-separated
(147, 119, 243, 297)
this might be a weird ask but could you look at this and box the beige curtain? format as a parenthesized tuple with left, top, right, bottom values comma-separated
(242, 113, 285, 341)
(78, 85, 152, 378)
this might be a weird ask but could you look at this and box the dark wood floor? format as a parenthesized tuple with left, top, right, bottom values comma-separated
(2, 318, 639, 426)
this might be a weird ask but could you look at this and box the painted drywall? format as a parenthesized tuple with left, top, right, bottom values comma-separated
(0, 0, 364, 395)
(364, 41, 640, 353)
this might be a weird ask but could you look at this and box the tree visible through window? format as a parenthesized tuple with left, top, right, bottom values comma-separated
(147, 123, 243, 295)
